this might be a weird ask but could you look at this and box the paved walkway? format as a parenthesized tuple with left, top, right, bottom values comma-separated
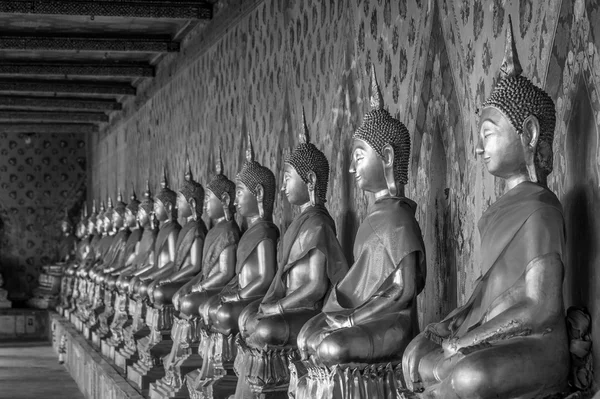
(0, 341, 84, 399)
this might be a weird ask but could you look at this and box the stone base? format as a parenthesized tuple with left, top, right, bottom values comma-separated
(127, 361, 165, 394)
(186, 367, 238, 399)
(115, 346, 138, 374)
(49, 312, 144, 399)
(150, 352, 204, 399)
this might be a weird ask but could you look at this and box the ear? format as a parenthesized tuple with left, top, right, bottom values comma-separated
(255, 184, 264, 203)
(381, 144, 395, 167)
(306, 170, 317, 188)
(521, 115, 540, 150)
(189, 197, 197, 211)
(221, 192, 231, 207)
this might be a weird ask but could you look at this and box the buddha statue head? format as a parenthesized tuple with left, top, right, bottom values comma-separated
(112, 190, 128, 231)
(125, 188, 140, 229)
(76, 204, 88, 239)
(205, 147, 236, 221)
(138, 180, 154, 228)
(235, 133, 276, 220)
(351, 65, 410, 196)
(87, 200, 98, 236)
(478, 16, 556, 187)
(96, 200, 107, 234)
(283, 108, 329, 206)
(60, 207, 73, 236)
(154, 166, 178, 223)
(103, 197, 115, 234)
(177, 155, 205, 221)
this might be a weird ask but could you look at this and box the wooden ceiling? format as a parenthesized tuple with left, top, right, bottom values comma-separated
(0, 0, 214, 134)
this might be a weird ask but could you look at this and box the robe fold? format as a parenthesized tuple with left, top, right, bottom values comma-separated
(201, 219, 241, 279)
(323, 196, 426, 315)
(171, 219, 207, 271)
(262, 205, 348, 308)
(153, 220, 182, 266)
(131, 227, 157, 269)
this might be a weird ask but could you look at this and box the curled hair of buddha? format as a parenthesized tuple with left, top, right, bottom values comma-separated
(353, 64, 411, 185)
(236, 132, 276, 217)
(140, 180, 154, 213)
(482, 15, 556, 185)
(207, 147, 236, 213)
(156, 165, 177, 208)
(126, 185, 140, 215)
(113, 190, 128, 218)
(285, 107, 330, 203)
(179, 154, 205, 205)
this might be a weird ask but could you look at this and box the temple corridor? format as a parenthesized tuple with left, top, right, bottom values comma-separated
(0, 341, 83, 399)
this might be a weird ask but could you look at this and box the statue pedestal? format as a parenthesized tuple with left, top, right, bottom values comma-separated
(288, 362, 403, 399)
(185, 331, 238, 399)
(126, 305, 175, 394)
(0, 289, 11, 308)
(233, 336, 294, 399)
(115, 298, 146, 373)
(102, 292, 130, 361)
(149, 316, 205, 399)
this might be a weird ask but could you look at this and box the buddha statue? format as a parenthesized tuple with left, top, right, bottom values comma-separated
(114, 182, 159, 373)
(146, 156, 208, 311)
(0, 273, 11, 309)
(59, 205, 90, 315)
(151, 147, 241, 398)
(401, 17, 569, 399)
(295, 66, 426, 398)
(234, 113, 349, 398)
(29, 208, 78, 309)
(98, 190, 143, 354)
(129, 168, 181, 304)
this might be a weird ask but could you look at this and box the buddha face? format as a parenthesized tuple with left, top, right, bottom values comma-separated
(137, 208, 151, 228)
(96, 217, 104, 234)
(349, 138, 388, 193)
(204, 190, 224, 220)
(104, 216, 114, 232)
(60, 221, 71, 235)
(282, 163, 310, 206)
(477, 107, 528, 179)
(124, 209, 136, 228)
(176, 192, 192, 218)
(234, 180, 259, 218)
(87, 220, 97, 235)
(112, 211, 124, 230)
(153, 198, 169, 222)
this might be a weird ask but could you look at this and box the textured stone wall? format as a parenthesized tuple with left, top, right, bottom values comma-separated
(90, 0, 600, 379)
(0, 133, 86, 299)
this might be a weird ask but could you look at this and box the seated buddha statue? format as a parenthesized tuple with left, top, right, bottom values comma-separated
(114, 183, 159, 371)
(401, 17, 569, 399)
(296, 67, 426, 397)
(146, 157, 208, 310)
(130, 168, 181, 302)
(184, 139, 279, 398)
(60, 205, 91, 315)
(30, 208, 78, 309)
(151, 148, 242, 396)
(235, 113, 348, 397)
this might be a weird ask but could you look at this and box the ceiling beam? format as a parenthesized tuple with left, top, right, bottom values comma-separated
(0, 34, 179, 52)
(0, 123, 98, 134)
(0, 95, 122, 110)
(0, 79, 136, 95)
(0, 61, 154, 77)
(0, 1, 212, 19)
(0, 110, 108, 122)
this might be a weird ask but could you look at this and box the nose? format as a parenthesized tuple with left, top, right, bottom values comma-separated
(349, 158, 356, 174)
(475, 136, 484, 156)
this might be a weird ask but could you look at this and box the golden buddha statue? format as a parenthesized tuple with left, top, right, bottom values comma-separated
(185, 137, 280, 399)
(151, 147, 242, 398)
(233, 113, 349, 398)
(401, 17, 569, 399)
(114, 182, 159, 373)
(295, 66, 426, 398)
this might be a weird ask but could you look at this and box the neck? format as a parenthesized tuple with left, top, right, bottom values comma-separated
(374, 188, 390, 200)
(159, 219, 171, 228)
(247, 215, 262, 227)
(505, 172, 530, 192)
(212, 216, 226, 225)
(299, 202, 312, 213)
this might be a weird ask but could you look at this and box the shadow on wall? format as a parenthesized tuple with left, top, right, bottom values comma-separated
(563, 77, 600, 383)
